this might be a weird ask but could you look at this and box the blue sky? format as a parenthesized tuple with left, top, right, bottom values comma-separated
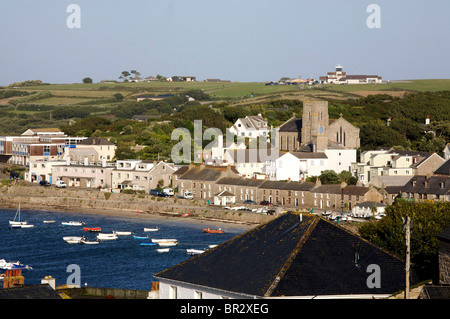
(0, 0, 449, 85)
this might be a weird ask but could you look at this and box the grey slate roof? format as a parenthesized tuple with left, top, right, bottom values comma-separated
(155, 213, 419, 297)
(401, 176, 450, 196)
(279, 117, 302, 132)
(0, 284, 62, 299)
(434, 159, 450, 176)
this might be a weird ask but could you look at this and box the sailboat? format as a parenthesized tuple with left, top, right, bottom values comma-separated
(9, 204, 34, 229)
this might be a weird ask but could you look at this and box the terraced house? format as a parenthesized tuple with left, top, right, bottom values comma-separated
(175, 164, 384, 210)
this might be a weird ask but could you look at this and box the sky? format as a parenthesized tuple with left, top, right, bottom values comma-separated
(0, 0, 449, 86)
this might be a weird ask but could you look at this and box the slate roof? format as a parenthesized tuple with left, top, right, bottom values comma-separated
(77, 137, 115, 146)
(259, 180, 315, 191)
(437, 226, 450, 243)
(401, 176, 450, 196)
(0, 284, 62, 299)
(155, 213, 418, 297)
(177, 165, 239, 181)
(217, 177, 265, 187)
(434, 159, 450, 176)
(279, 117, 302, 132)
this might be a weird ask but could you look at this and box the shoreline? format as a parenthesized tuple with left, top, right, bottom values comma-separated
(0, 202, 256, 231)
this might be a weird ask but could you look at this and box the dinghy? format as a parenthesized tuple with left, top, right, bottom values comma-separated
(113, 231, 132, 236)
(97, 233, 118, 241)
(143, 227, 159, 232)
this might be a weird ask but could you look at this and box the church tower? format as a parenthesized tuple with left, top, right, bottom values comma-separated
(301, 101, 329, 150)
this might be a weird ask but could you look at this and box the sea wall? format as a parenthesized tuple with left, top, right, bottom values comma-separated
(0, 185, 277, 225)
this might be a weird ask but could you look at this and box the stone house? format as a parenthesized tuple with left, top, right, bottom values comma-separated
(257, 180, 316, 207)
(400, 175, 450, 202)
(52, 163, 113, 188)
(174, 164, 240, 200)
(216, 177, 265, 203)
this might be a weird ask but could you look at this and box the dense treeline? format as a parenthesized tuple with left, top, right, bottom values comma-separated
(358, 201, 450, 282)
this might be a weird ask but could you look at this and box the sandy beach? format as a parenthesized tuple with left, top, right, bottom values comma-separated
(1, 202, 256, 231)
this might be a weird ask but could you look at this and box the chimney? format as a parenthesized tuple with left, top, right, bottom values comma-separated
(84, 157, 88, 166)
(315, 178, 321, 187)
(425, 115, 430, 125)
(66, 157, 71, 166)
(102, 158, 106, 168)
(3, 269, 24, 289)
(41, 275, 56, 290)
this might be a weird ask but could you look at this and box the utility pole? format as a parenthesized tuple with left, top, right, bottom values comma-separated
(405, 216, 411, 299)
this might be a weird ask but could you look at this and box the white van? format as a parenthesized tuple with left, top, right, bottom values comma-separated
(183, 192, 193, 199)
(163, 188, 174, 196)
(55, 180, 67, 188)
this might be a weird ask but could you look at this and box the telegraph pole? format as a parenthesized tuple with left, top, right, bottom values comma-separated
(405, 216, 411, 299)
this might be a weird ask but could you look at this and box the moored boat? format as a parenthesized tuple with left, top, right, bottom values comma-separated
(139, 242, 156, 246)
(43, 220, 55, 223)
(97, 233, 118, 241)
(202, 228, 224, 234)
(113, 231, 132, 236)
(63, 236, 83, 244)
(84, 227, 101, 232)
(0, 259, 32, 270)
(61, 221, 84, 226)
(156, 248, 170, 253)
(9, 204, 29, 227)
(143, 227, 159, 232)
(134, 235, 149, 240)
(80, 238, 99, 245)
(187, 249, 205, 256)
(157, 241, 178, 247)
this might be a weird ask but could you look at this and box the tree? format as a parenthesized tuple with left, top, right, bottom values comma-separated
(358, 201, 450, 281)
(119, 71, 131, 82)
(82, 77, 93, 84)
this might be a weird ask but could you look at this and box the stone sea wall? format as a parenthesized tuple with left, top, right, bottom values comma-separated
(0, 185, 276, 225)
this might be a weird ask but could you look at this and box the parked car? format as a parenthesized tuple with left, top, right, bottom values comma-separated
(259, 200, 273, 206)
(55, 180, 67, 188)
(150, 189, 161, 196)
(243, 200, 257, 204)
(39, 180, 51, 187)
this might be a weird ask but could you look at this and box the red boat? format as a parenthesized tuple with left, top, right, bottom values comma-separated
(83, 227, 101, 232)
(202, 228, 224, 234)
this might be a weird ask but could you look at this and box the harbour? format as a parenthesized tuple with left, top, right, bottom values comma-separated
(0, 207, 245, 291)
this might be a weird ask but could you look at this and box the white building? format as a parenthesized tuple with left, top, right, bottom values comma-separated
(273, 152, 328, 181)
(228, 114, 269, 140)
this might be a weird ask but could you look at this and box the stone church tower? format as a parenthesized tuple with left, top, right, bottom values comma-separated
(301, 101, 329, 151)
(278, 100, 360, 152)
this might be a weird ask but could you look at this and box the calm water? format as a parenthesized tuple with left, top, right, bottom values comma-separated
(0, 208, 244, 291)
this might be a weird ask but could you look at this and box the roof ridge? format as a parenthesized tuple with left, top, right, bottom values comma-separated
(264, 213, 320, 297)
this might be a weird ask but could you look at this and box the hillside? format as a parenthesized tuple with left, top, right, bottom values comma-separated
(0, 79, 449, 161)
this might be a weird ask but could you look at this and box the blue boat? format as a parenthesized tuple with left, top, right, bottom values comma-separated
(140, 242, 156, 246)
(134, 236, 149, 240)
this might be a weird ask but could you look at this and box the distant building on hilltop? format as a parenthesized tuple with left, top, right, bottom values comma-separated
(320, 64, 382, 84)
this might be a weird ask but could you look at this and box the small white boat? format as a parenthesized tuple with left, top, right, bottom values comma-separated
(43, 220, 55, 224)
(19, 224, 34, 228)
(80, 238, 99, 245)
(97, 233, 118, 241)
(144, 227, 159, 232)
(61, 221, 84, 226)
(187, 249, 205, 256)
(113, 231, 132, 236)
(158, 241, 178, 247)
(9, 204, 28, 226)
(156, 248, 170, 253)
(151, 239, 178, 243)
(0, 259, 32, 270)
(63, 236, 83, 244)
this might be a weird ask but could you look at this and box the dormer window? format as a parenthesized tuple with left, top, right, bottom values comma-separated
(412, 180, 417, 186)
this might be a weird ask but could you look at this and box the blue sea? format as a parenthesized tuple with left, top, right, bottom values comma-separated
(0, 208, 245, 291)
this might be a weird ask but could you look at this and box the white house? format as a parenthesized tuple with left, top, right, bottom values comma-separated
(444, 143, 450, 160)
(228, 114, 269, 140)
(273, 152, 328, 181)
(225, 148, 281, 178)
(324, 148, 356, 174)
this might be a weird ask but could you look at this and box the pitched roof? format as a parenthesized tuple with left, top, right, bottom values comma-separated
(155, 213, 417, 297)
(0, 285, 62, 299)
(279, 117, 302, 132)
(77, 137, 115, 146)
(259, 180, 315, 191)
(177, 165, 239, 181)
(401, 175, 450, 195)
(434, 159, 450, 176)
(217, 177, 265, 187)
